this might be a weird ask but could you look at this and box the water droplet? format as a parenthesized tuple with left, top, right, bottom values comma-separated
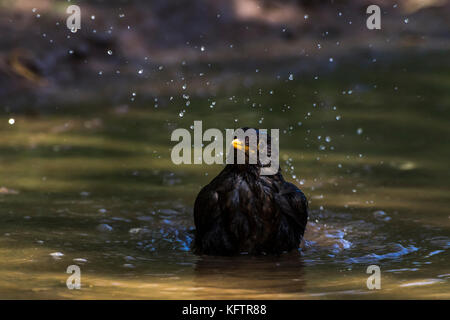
(357, 128, 363, 135)
(8, 118, 15, 125)
(91, 15, 96, 20)
(288, 74, 294, 81)
(107, 50, 113, 55)
(138, 69, 143, 74)
(50, 252, 64, 258)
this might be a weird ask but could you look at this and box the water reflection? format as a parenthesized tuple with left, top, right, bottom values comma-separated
(193, 253, 306, 295)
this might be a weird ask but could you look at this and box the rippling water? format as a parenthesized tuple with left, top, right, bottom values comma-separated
(0, 51, 449, 299)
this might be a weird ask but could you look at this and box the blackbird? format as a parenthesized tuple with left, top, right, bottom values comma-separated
(193, 128, 308, 255)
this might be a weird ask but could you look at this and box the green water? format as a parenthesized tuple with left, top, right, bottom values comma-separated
(0, 51, 449, 299)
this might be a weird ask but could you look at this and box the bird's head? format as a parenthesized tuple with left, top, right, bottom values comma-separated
(228, 127, 279, 175)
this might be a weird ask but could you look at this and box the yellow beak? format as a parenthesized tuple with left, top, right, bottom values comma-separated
(232, 138, 246, 151)
(232, 138, 257, 154)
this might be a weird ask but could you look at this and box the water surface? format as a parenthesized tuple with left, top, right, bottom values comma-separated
(0, 51, 449, 299)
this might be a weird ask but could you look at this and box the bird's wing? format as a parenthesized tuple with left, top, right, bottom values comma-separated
(194, 184, 221, 235)
(276, 182, 308, 229)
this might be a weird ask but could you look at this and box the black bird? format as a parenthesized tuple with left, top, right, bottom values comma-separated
(193, 128, 308, 255)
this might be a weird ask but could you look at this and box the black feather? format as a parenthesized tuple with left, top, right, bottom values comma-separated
(193, 129, 308, 255)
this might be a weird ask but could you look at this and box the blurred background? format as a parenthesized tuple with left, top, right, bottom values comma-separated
(0, 0, 449, 299)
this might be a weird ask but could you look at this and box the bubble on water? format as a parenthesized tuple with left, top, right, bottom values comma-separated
(329, 57, 334, 62)
(288, 74, 294, 81)
(304, 14, 309, 19)
(325, 136, 331, 143)
(91, 15, 96, 20)
(32, 8, 37, 13)
(179, 112, 184, 118)
(97, 224, 113, 232)
(107, 50, 113, 55)
(404, 18, 409, 24)
(68, 49, 74, 54)
(200, 46, 205, 52)
(98, 71, 103, 75)
(119, 13, 125, 18)
(336, 115, 341, 120)
(8, 118, 15, 125)
(138, 69, 143, 74)
(50, 252, 64, 259)
(357, 128, 363, 135)
(182, 84, 187, 90)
